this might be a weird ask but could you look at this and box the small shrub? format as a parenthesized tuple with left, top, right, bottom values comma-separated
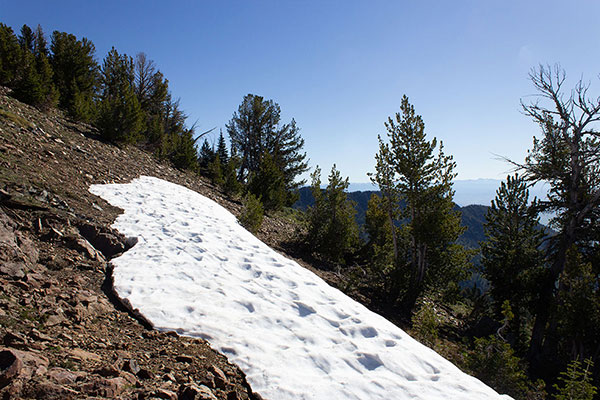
(411, 302, 439, 347)
(238, 193, 263, 234)
(208, 155, 225, 187)
(0, 108, 32, 128)
(222, 156, 243, 197)
(466, 335, 533, 398)
(553, 358, 597, 400)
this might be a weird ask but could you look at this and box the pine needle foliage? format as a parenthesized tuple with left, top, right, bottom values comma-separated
(97, 47, 143, 143)
(50, 31, 98, 122)
(227, 94, 308, 203)
(369, 95, 468, 313)
(247, 152, 287, 211)
(307, 165, 359, 265)
(239, 193, 264, 234)
(481, 174, 545, 349)
(553, 358, 597, 400)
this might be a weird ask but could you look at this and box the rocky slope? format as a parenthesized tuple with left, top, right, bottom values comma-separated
(0, 87, 303, 400)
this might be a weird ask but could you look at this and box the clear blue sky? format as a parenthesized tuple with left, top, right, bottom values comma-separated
(3, 0, 600, 182)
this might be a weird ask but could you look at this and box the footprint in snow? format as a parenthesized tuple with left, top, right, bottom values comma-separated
(237, 301, 255, 313)
(360, 326, 378, 338)
(294, 301, 316, 317)
(357, 353, 384, 371)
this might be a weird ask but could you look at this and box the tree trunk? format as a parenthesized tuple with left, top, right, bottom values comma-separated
(528, 234, 570, 365)
(388, 206, 398, 262)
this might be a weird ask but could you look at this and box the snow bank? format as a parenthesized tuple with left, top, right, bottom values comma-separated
(90, 176, 511, 400)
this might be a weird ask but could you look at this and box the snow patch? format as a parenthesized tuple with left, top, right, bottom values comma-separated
(90, 176, 511, 400)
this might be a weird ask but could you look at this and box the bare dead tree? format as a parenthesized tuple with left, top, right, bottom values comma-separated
(516, 65, 600, 365)
(134, 52, 158, 108)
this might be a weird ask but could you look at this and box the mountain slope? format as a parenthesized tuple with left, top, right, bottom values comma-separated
(0, 87, 262, 399)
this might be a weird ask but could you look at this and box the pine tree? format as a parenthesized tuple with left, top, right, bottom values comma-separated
(133, 52, 169, 145)
(223, 154, 243, 197)
(170, 129, 199, 171)
(239, 193, 264, 234)
(371, 95, 468, 314)
(247, 152, 287, 211)
(18, 25, 34, 52)
(481, 174, 545, 349)
(96, 47, 143, 143)
(365, 193, 393, 251)
(50, 31, 98, 121)
(367, 136, 401, 262)
(307, 165, 359, 264)
(208, 154, 225, 187)
(32, 49, 58, 110)
(216, 130, 229, 165)
(554, 248, 600, 366)
(226, 94, 308, 202)
(12, 24, 58, 110)
(364, 193, 396, 290)
(156, 94, 189, 160)
(553, 358, 597, 400)
(12, 51, 42, 106)
(0, 23, 23, 87)
(198, 139, 215, 173)
(33, 25, 48, 57)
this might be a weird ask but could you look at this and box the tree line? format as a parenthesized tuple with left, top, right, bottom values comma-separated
(0, 23, 308, 220)
(0, 22, 199, 170)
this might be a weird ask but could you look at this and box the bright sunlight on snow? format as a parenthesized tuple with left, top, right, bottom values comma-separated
(90, 176, 511, 400)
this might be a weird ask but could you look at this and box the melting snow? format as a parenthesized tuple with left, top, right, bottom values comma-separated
(90, 176, 511, 400)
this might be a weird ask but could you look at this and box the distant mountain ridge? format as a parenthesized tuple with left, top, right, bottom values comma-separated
(347, 179, 550, 208)
(294, 188, 489, 249)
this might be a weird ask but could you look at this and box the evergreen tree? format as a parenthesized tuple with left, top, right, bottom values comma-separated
(554, 248, 600, 366)
(226, 94, 308, 201)
(371, 95, 467, 314)
(364, 193, 396, 290)
(467, 335, 531, 398)
(216, 130, 229, 165)
(239, 193, 264, 234)
(13, 24, 58, 110)
(198, 139, 215, 173)
(18, 25, 34, 53)
(162, 94, 187, 137)
(0, 23, 22, 87)
(208, 154, 225, 187)
(366, 137, 402, 294)
(50, 31, 98, 121)
(307, 165, 359, 264)
(12, 51, 42, 106)
(133, 52, 169, 144)
(155, 94, 193, 165)
(96, 47, 143, 143)
(247, 152, 287, 211)
(365, 193, 393, 251)
(169, 129, 199, 171)
(481, 174, 545, 349)
(33, 25, 48, 57)
(223, 154, 243, 197)
(553, 358, 597, 400)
